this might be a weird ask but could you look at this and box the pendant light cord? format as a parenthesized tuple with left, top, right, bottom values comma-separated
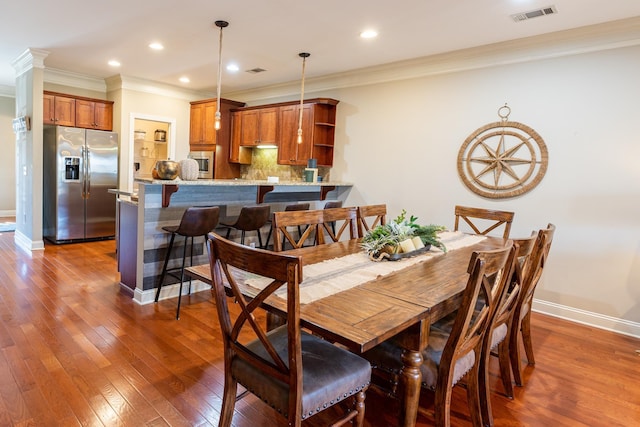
(297, 53, 309, 143)
(216, 24, 224, 117)
(214, 20, 228, 130)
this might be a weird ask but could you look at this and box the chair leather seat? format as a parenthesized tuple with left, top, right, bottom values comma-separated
(161, 225, 179, 234)
(364, 321, 475, 390)
(232, 326, 371, 419)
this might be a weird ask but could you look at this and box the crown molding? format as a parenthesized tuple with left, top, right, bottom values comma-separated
(43, 68, 107, 93)
(225, 16, 640, 104)
(0, 84, 15, 98)
(11, 48, 49, 78)
(105, 74, 211, 101)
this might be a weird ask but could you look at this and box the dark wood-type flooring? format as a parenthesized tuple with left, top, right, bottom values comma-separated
(0, 229, 638, 426)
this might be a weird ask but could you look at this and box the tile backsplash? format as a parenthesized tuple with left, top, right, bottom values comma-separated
(240, 148, 330, 182)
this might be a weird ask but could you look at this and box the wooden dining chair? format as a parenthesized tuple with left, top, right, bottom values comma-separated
(272, 209, 324, 251)
(509, 223, 556, 387)
(323, 200, 343, 236)
(206, 233, 371, 427)
(357, 204, 387, 237)
(321, 206, 359, 243)
(454, 205, 514, 239)
(363, 241, 517, 427)
(263, 202, 310, 250)
(479, 233, 536, 426)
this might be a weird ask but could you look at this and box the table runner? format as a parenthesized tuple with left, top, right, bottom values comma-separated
(236, 231, 486, 304)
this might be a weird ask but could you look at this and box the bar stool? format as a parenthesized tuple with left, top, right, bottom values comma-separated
(264, 203, 310, 250)
(220, 205, 271, 248)
(154, 206, 220, 319)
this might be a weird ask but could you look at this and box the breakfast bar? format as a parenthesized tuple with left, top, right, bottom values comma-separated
(114, 178, 352, 304)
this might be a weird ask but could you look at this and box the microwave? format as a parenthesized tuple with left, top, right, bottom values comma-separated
(188, 151, 214, 179)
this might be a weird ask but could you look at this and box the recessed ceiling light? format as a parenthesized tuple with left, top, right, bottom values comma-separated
(108, 60, 121, 67)
(360, 29, 378, 39)
(226, 63, 239, 72)
(149, 42, 164, 50)
(179, 76, 190, 83)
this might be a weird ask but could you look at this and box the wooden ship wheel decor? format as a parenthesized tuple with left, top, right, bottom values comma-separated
(457, 104, 548, 199)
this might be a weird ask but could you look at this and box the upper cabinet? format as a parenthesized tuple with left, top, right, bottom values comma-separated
(238, 107, 278, 147)
(189, 100, 217, 150)
(278, 104, 312, 166)
(43, 91, 113, 130)
(75, 99, 113, 130)
(278, 99, 338, 167)
(189, 98, 245, 152)
(229, 111, 252, 164)
(189, 98, 246, 179)
(229, 98, 339, 166)
(43, 93, 76, 127)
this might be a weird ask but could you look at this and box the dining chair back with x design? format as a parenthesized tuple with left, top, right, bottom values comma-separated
(321, 207, 359, 243)
(509, 223, 556, 387)
(263, 203, 310, 250)
(357, 204, 387, 238)
(206, 233, 371, 427)
(363, 241, 517, 427)
(454, 205, 514, 239)
(272, 209, 325, 252)
(479, 233, 536, 426)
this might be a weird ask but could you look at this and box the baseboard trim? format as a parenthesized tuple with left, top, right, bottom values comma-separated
(132, 280, 211, 305)
(532, 299, 640, 339)
(0, 210, 16, 217)
(14, 230, 44, 252)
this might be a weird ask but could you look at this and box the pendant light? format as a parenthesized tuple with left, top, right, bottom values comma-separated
(297, 52, 310, 144)
(214, 20, 229, 131)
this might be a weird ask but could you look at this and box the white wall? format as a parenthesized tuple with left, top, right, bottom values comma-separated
(324, 44, 640, 334)
(0, 96, 16, 214)
(107, 77, 203, 191)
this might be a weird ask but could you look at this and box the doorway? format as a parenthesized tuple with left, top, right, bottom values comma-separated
(128, 113, 176, 192)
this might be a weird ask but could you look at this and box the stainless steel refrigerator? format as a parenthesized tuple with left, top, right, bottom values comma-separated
(43, 126, 118, 243)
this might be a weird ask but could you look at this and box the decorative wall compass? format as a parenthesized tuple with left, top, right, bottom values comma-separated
(457, 104, 548, 199)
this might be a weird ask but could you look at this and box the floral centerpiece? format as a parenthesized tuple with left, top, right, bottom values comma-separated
(360, 210, 446, 259)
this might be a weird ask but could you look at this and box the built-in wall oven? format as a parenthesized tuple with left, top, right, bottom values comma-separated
(188, 151, 214, 179)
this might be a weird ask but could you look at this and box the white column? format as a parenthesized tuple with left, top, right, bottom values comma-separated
(11, 48, 48, 251)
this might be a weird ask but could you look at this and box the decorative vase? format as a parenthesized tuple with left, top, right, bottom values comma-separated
(179, 159, 199, 181)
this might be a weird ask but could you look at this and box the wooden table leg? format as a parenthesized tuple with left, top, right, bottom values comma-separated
(399, 349, 423, 427)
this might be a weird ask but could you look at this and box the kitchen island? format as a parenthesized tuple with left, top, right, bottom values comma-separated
(114, 179, 352, 304)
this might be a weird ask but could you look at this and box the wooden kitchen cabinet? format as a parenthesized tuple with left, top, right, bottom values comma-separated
(189, 100, 217, 150)
(229, 111, 252, 164)
(44, 91, 113, 130)
(239, 107, 278, 146)
(75, 99, 114, 130)
(277, 99, 338, 167)
(278, 104, 313, 166)
(43, 93, 76, 126)
(189, 98, 246, 178)
(189, 98, 245, 152)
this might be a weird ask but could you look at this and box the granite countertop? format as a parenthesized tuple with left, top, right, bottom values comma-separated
(134, 178, 352, 186)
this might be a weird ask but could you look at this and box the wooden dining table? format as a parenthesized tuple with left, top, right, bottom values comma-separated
(186, 235, 506, 427)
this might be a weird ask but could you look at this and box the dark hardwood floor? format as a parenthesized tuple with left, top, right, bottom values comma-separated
(0, 231, 638, 426)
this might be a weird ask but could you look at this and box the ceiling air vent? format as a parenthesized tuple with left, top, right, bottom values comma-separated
(246, 68, 267, 74)
(511, 5, 557, 22)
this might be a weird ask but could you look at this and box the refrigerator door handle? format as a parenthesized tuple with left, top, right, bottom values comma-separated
(85, 146, 91, 198)
(81, 146, 86, 198)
